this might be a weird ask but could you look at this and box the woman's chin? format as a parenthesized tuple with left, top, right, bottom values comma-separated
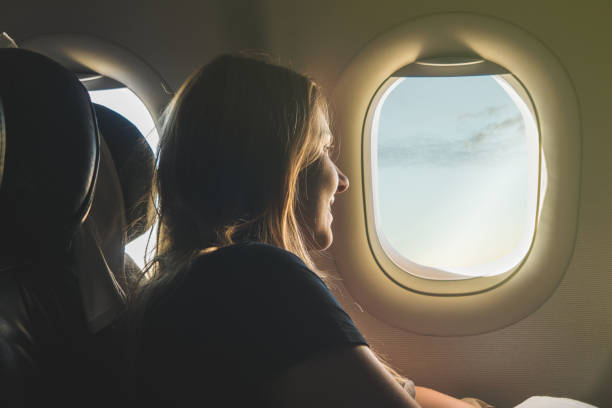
(312, 230, 333, 251)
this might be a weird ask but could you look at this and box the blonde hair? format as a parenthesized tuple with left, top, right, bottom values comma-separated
(130, 53, 410, 388)
(139, 54, 330, 294)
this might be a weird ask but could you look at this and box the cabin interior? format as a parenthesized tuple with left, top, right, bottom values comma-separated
(1, 1, 611, 406)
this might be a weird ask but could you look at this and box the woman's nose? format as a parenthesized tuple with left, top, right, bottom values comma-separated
(336, 165, 349, 193)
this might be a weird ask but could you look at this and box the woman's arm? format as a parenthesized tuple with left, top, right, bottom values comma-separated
(269, 345, 422, 408)
(414, 386, 478, 408)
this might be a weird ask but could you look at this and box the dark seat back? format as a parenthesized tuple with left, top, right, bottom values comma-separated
(0, 48, 102, 406)
(93, 103, 155, 293)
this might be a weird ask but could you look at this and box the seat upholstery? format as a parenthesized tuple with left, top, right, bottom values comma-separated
(92, 103, 155, 294)
(68, 104, 156, 333)
(93, 103, 155, 244)
(0, 49, 98, 258)
(0, 48, 105, 406)
(86, 104, 158, 403)
(0, 47, 163, 408)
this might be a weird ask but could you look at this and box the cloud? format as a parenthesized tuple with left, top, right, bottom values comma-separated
(378, 115, 526, 168)
(457, 105, 508, 122)
(378, 141, 479, 167)
(469, 115, 523, 143)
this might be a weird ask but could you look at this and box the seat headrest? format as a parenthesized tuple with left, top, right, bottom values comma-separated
(0, 49, 98, 257)
(93, 103, 155, 242)
(73, 136, 127, 332)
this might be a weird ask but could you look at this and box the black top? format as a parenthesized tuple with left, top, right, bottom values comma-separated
(137, 242, 368, 406)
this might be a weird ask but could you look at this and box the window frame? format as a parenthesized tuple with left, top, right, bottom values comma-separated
(331, 12, 581, 335)
(363, 60, 544, 295)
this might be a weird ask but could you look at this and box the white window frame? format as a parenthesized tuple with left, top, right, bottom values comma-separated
(331, 13, 581, 335)
(364, 60, 544, 293)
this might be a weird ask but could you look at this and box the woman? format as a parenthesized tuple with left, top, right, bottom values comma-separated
(130, 54, 486, 408)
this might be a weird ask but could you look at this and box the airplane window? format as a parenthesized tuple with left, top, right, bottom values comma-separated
(368, 68, 543, 280)
(89, 87, 159, 150)
(89, 87, 158, 269)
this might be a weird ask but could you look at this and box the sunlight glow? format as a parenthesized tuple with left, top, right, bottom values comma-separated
(372, 75, 542, 279)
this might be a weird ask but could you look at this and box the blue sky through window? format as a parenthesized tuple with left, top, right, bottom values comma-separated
(374, 75, 539, 277)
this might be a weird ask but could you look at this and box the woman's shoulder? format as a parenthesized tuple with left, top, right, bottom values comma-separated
(195, 241, 305, 265)
(172, 242, 341, 318)
(188, 242, 319, 285)
(224, 241, 305, 261)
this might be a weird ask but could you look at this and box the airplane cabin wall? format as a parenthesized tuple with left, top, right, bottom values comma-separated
(2, 0, 611, 406)
(2, 0, 265, 94)
(262, 1, 612, 406)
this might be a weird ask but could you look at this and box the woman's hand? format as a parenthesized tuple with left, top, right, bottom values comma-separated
(414, 386, 483, 408)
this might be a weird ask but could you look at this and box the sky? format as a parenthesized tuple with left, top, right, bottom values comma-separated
(374, 75, 540, 278)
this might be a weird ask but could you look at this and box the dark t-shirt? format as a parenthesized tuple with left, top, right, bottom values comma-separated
(137, 242, 368, 406)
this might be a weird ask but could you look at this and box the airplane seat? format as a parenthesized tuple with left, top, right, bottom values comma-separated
(0, 48, 127, 406)
(92, 103, 156, 294)
(84, 103, 157, 401)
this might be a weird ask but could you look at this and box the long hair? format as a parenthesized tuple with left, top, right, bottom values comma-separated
(133, 54, 329, 302)
(130, 53, 410, 388)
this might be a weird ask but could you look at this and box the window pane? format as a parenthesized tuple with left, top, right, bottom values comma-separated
(373, 75, 540, 279)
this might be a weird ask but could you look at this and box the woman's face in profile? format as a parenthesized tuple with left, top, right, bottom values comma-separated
(301, 113, 349, 250)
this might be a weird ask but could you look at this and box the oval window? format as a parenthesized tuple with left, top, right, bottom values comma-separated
(367, 60, 544, 280)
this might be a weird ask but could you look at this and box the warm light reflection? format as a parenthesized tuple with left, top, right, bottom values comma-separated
(373, 74, 542, 279)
